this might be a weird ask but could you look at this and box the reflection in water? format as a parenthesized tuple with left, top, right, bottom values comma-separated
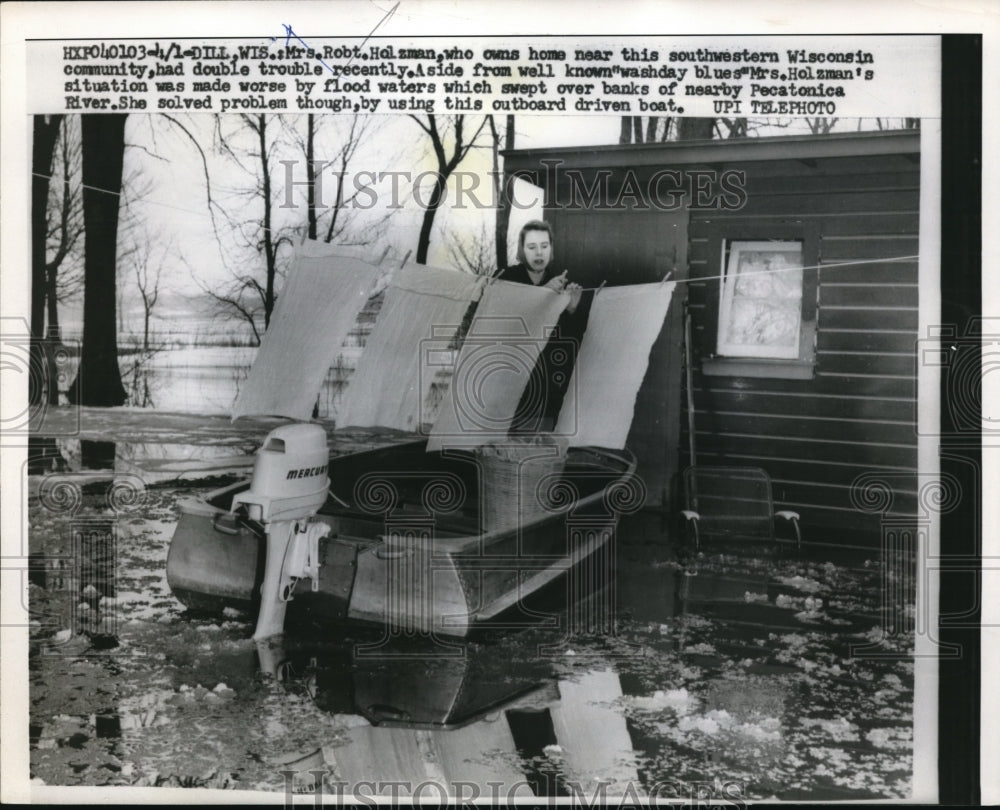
(110, 345, 356, 417)
(257, 635, 640, 799)
(28, 471, 914, 799)
(29, 494, 124, 786)
(28, 436, 66, 475)
(80, 440, 116, 470)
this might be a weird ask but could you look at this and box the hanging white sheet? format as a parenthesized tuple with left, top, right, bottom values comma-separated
(426, 280, 570, 451)
(335, 266, 486, 431)
(231, 240, 380, 421)
(555, 282, 675, 448)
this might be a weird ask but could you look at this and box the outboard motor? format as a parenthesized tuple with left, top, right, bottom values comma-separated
(231, 423, 331, 640)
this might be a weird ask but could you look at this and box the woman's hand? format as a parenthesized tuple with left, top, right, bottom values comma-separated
(565, 282, 583, 313)
(545, 271, 582, 312)
(544, 270, 569, 292)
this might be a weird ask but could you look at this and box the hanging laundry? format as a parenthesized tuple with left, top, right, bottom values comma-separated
(336, 265, 486, 431)
(556, 282, 675, 449)
(427, 280, 570, 451)
(231, 240, 381, 421)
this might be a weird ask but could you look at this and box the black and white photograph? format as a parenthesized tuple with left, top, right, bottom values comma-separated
(0, 2, 992, 805)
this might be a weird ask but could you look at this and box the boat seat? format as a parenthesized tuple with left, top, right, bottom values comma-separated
(680, 466, 801, 551)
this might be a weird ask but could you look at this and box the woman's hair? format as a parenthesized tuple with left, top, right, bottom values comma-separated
(516, 220, 554, 266)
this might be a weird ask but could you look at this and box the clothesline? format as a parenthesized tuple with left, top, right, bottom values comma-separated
(497, 254, 921, 293)
(32, 171, 221, 221)
(30, 171, 921, 288)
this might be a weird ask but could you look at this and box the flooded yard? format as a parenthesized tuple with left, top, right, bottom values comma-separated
(23, 408, 914, 802)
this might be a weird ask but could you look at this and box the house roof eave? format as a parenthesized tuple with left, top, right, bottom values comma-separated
(501, 129, 921, 175)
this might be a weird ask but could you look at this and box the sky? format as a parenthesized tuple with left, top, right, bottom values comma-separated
(55, 112, 884, 342)
(60, 113, 623, 339)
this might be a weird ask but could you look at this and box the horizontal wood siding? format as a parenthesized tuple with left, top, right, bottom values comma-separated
(685, 154, 919, 546)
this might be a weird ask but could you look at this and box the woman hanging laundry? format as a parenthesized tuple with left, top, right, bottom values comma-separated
(496, 220, 592, 433)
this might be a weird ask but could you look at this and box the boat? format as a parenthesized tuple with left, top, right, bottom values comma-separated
(166, 240, 675, 640)
(167, 433, 636, 638)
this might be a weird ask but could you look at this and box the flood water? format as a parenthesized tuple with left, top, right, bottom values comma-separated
(113, 338, 371, 417)
(24, 407, 915, 801)
(120, 345, 347, 416)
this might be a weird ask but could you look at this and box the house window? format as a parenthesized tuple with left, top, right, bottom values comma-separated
(717, 241, 804, 360)
(701, 226, 818, 380)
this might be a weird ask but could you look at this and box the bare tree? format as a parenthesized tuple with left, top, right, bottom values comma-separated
(618, 116, 678, 144)
(28, 115, 87, 406)
(120, 227, 166, 355)
(618, 116, 632, 145)
(206, 113, 298, 339)
(44, 117, 85, 346)
(250, 114, 282, 329)
(305, 113, 318, 240)
(806, 117, 839, 135)
(189, 256, 269, 346)
(193, 113, 396, 345)
(488, 114, 516, 271)
(31, 115, 63, 405)
(619, 116, 806, 144)
(447, 220, 497, 277)
(715, 118, 749, 138)
(676, 118, 716, 140)
(870, 117, 920, 131)
(117, 223, 169, 408)
(282, 113, 393, 246)
(619, 116, 717, 143)
(408, 114, 490, 265)
(68, 113, 128, 406)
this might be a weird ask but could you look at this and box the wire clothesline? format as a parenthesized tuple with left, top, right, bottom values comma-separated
(31, 170, 920, 288)
(568, 254, 921, 292)
(491, 254, 920, 293)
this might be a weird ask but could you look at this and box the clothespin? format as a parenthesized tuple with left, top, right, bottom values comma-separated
(661, 269, 674, 285)
(399, 249, 412, 269)
(595, 280, 607, 296)
(377, 245, 391, 266)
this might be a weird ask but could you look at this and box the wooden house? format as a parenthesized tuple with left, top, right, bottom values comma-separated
(503, 130, 920, 547)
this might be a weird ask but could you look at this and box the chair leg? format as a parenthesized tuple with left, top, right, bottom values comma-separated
(681, 511, 700, 553)
(775, 511, 801, 553)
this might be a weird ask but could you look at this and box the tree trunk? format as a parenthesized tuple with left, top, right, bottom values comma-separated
(677, 117, 716, 140)
(416, 177, 448, 265)
(411, 114, 487, 264)
(619, 116, 632, 144)
(68, 114, 127, 407)
(258, 115, 277, 328)
(31, 115, 62, 405)
(632, 117, 644, 144)
(45, 265, 62, 405)
(495, 115, 515, 271)
(45, 270, 61, 342)
(306, 113, 317, 241)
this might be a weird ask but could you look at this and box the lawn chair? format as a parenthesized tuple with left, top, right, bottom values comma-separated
(681, 466, 801, 551)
